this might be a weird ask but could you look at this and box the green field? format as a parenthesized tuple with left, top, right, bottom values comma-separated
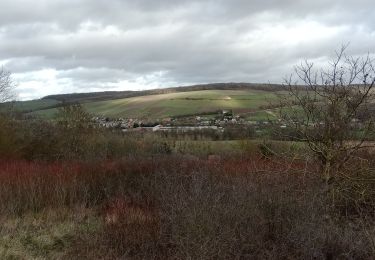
(30, 89, 283, 120)
(1, 99, 60, 113)
(19, 99, 60, 111)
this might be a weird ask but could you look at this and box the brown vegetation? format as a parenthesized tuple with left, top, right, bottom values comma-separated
(0, 146, 374, 259)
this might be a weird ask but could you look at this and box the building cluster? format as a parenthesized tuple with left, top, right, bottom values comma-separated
(92, 117, 136, 129)
(91, 110, 296, 133)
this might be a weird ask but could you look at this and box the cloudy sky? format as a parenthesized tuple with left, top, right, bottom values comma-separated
(1, 0, 374, 100)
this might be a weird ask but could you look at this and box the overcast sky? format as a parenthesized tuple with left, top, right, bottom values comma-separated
(1, 0, 374, 100)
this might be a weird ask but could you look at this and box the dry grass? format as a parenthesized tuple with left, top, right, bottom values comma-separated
(0, 207, 99, 259)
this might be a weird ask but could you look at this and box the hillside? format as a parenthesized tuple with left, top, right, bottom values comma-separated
(7, 83, 285, 120)
(37, 92, 282, 120)
(42, 83, 283, 103)
(2, 99, 61, 113)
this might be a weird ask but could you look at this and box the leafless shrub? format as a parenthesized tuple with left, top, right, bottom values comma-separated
(279, 45, 375, 183)
(0, 67, 15, 103)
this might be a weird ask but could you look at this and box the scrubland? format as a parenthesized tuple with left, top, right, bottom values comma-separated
(1, 114, 375, 259)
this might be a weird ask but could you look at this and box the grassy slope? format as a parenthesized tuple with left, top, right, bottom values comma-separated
(14, 99, 60, 112)
(32, 89, 282, 120)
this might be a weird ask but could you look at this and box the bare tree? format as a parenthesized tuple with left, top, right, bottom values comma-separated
(278, 46, 375, 183)
(0, 67, 15, 103)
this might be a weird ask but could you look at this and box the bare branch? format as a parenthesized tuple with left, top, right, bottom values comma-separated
(278, 46, 375, 182)
(0, 67, 15, 103)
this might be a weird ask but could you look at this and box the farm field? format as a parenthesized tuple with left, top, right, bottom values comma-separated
(30, 89, 283, 119)
(1, 99, 61, 113)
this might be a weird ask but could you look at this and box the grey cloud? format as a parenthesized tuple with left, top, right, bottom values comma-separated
(0, 0, 375, 100)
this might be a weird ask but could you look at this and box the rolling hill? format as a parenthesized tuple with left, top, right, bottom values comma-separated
(10, 83, 286, 120)
(41, 83, 283, 103)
